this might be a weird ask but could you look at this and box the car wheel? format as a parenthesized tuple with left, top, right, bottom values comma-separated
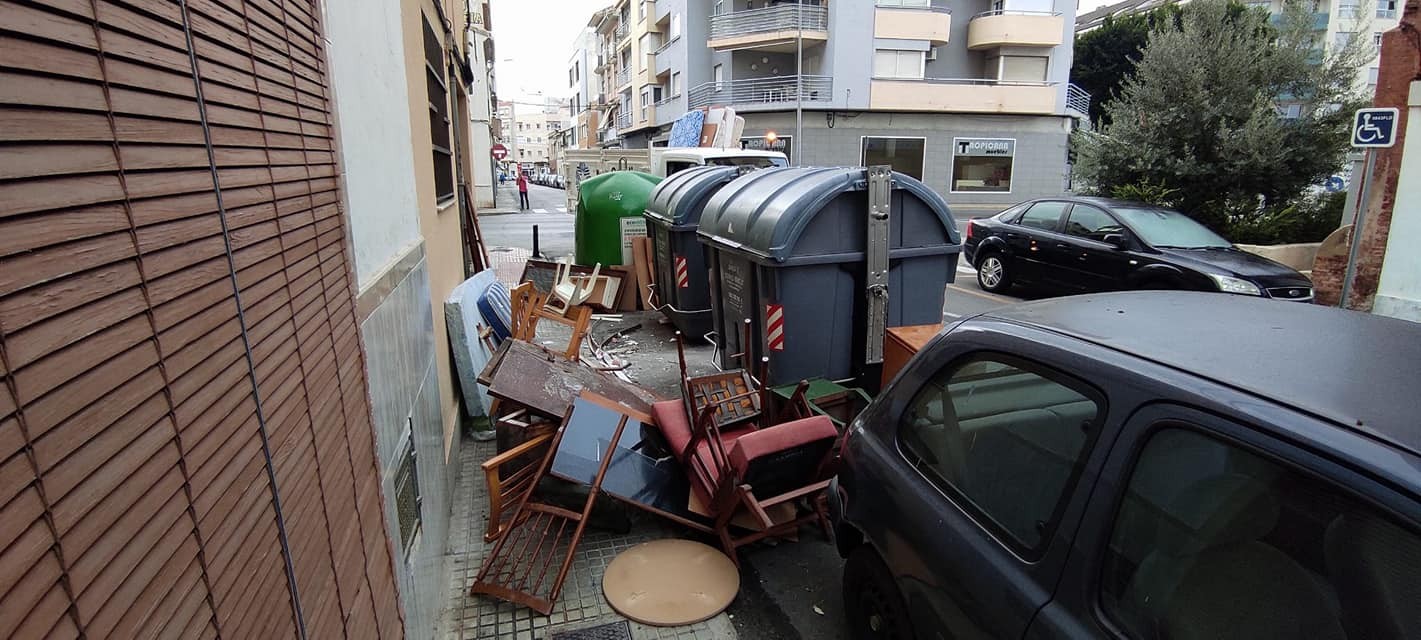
(976, 252, 1013, 293)
(843, 546, 914, 640)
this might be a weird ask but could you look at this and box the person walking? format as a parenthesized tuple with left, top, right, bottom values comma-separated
(516, 172, 530, 211)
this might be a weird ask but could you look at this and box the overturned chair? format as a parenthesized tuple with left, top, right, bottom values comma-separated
(651, 392, 839, 565)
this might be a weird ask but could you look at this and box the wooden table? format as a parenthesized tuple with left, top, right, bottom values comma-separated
(882, 324, 943, 388)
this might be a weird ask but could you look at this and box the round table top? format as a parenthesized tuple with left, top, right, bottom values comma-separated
(601, 539, 740, 626)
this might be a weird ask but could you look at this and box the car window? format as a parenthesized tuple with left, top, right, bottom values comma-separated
(1016, 202, 1068, 232)
(1063, 205, 1125, 242)
(898, 355, 1103, 555)
(665, 161, 699, 175)
(1101, 427, 1421, 640)
(1112, 206, 1231, 248)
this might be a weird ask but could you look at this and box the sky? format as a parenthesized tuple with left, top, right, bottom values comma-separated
(490, 0, 603, 103)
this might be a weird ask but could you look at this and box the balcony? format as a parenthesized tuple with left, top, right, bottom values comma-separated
(616, 110, 632, 130)
(615, 21, 629, 41)
(966, 10, 1065, 50)
(616, 66, 631, 88)
(1066, 83, 1090, 118)
(687, 75, 832, 110)
(869, 78, 1059, 115)
(873, 6, 951, 45)
(707, 5, 828, 52)
(1270, 12, 1329, 30)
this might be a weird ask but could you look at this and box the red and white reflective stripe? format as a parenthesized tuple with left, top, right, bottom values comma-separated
(766, 304, 785, 351)
(675, 255, 689, 288)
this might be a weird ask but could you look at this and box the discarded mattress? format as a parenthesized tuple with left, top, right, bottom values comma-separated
(445, 270, 500, 417)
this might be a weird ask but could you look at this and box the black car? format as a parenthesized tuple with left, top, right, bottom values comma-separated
(829, 292, 1421, 640)
(962, 197, 1313, 300)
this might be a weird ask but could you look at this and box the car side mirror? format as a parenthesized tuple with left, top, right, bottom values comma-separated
(1103, 233, 1129, 249)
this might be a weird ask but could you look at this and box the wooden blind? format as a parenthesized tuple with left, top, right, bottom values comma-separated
(0, 1, 404, 638)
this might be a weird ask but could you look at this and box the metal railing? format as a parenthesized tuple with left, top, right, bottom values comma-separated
(708, 5, 828, 40)
(971, 9, 1061, 19)
(616, 110, 632, 129)
(615, 21, 629, 40)
(616, 66, 630, 87)
(687, 75, 832, 108)
(1066, 83, 1090, 116)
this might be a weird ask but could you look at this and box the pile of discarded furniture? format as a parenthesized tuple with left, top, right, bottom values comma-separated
(467, 306, 851, 616)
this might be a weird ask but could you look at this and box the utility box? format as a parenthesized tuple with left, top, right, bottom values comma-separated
(644, 165, 741, 339)
(698, 167, 961, 387)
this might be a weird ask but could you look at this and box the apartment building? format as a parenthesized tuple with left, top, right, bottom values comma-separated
(568, 25, 603, 148)
(577, 0, 1085, 211)
(469, 0, 500, 208)
(0, 0, 479, 637)
(503, 97, 569, 171)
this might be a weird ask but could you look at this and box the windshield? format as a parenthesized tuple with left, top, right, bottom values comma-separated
(707, 156, 785, 168)
(1113, 206, 1232, 249)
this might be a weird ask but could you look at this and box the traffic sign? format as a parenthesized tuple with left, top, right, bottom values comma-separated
(491, 143, 509, 160)
(1352, 108, 1399, 148)
(1324, 176, 1345, 192)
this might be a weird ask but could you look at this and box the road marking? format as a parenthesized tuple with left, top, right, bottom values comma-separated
(947, 283, 1016, 304)
(556, 207, 567, 213)
(533, 208, 548, 213)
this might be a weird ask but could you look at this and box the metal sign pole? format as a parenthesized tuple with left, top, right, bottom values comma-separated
(795, 1, 803, 166)
(865, 166, 892, 365)
(1339, 149, 1376, 308)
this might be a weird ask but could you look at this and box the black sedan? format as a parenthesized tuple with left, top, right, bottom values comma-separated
(962, 197, 1313, 301)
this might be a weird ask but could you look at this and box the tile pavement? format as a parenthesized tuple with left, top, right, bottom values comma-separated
(440, 438, 736, 640)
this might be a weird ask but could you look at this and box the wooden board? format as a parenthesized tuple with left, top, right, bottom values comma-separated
(478, 340, 663, 419)
(632, 236, 654, 310)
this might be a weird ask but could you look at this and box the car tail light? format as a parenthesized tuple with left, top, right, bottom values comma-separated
(966, 218, 978, 240)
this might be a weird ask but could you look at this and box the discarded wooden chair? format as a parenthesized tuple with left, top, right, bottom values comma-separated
(546, 258, 601, 315)
(649, 391, 838, 565)
(470, 393, 639, 615)
(480, 429, 554, 542)
(675, 320, 771, 432)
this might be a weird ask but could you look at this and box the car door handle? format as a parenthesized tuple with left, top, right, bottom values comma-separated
(1054, 243, 1069, 249)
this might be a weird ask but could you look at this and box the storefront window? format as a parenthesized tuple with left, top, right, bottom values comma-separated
(862, 137, 926, 180)
(951, 138, 1014, 193)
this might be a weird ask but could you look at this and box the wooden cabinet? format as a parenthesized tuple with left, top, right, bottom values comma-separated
(882, 324, 944, 388)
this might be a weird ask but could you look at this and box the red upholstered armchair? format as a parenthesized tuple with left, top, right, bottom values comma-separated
(652, 392, 839, 564)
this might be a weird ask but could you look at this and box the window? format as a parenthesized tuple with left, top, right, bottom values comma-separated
(640, 89, 650, 120)
(898, 355, 1102, 553)
(713, 64, 724, 91)
(670, 72, 680, 96)
(671, 13, 681, 39)
(1245, 0, 1271, 10)
(1334, 31, 1356, 49)
(999, 55, 1049, 82)
(713, 0, 725, 16)
(1337, 0, 1360, 17)
(1017, 201, 1068, 230)
(951, 137, 1014, 193)
(1368, 66, 1380, 84)
(861, 137, 925, 180)
(877, 0, 932, 6)
(1378, 0, 1397, 17)
(1277, 103, 1302, 119)
(1063, 205, 1124, 242)
(422, 16, 454, 203)
(873, 49, 925, 79)
(1374, 31, 1384, 47)
(1101, 427, 1421, 640)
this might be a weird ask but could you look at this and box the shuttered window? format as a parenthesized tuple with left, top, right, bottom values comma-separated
(0, 1, 403, 638)
(423, 16, 454, 204)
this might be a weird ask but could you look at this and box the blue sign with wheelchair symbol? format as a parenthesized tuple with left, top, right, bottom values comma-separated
(1324, 176, 1345, 192)
(1352, 108, 1398, 148)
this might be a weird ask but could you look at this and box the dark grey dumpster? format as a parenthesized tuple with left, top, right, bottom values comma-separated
(643, 165, 740, 339)
(698, 166, 961, 388)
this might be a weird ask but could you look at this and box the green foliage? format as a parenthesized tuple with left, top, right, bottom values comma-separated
(1073, 0, 1368, 238)
(1071, 4, 1182, 127)
(1109, 180, 1181, 207)
(1226, 191, 1346, 244)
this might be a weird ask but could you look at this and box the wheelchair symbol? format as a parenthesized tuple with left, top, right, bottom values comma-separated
(1355, 114, 1384, 143)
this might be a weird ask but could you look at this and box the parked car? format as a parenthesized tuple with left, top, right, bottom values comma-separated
(829, 292, 1421, 640)
(962, 197, 1313, 301)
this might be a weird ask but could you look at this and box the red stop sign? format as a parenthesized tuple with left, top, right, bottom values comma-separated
(491, 143, 508, 160)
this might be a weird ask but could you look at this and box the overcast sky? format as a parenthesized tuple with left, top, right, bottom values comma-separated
(490, 0, 600, 103)
(489, 0, 1117, 102)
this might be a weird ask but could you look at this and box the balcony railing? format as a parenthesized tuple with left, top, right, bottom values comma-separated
(616, 66, 630, 87)
(615, 22, 629, 40)
(687, 75, 832, 109)
(709, 5, 828, 40)
(616, 110, 632, 129)
(1066, 83, 1090, 116)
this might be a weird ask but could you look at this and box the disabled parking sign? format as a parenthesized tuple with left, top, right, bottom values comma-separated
(1352, 108, 1399, 148)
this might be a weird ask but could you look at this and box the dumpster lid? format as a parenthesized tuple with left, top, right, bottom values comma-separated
(697, 167, 957, 262)
(644, 165, 740, 227)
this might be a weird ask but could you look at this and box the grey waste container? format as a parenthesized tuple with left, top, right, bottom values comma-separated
(698, 167, 961, 387)
(643, 165, 740, 339)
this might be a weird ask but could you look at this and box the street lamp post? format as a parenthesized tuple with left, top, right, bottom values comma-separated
(795, 1, 803, 166)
